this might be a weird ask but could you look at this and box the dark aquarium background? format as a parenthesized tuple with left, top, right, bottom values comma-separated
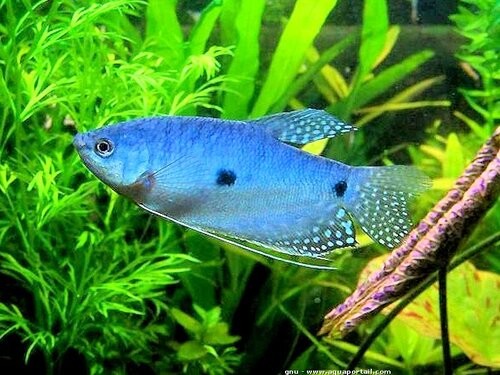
(0, 0, 498, 374)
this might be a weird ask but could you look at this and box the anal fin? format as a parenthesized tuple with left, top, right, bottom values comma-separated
(137, 202, 336, 270)
(254, 207, 357, 256)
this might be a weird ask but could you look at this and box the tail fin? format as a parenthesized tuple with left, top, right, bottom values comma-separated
(346, 165, 431, 248)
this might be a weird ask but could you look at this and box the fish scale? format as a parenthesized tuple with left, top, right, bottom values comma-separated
(73, 109, 431, 261)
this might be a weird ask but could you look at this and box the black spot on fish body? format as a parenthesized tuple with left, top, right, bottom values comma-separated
(216, 169, 236, 186)
(334, 180, 347, 197)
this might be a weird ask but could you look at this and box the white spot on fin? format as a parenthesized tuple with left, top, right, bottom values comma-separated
(259, 207, 357, 256)
(347, 165, 431, 249)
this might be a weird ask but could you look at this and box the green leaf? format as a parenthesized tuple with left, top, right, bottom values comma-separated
(358, 0, 388, 76)
(188, 0, 223, 56)
(453, 110, 490, 140)
(355, 76, 446, 125)
(419, 144, 445, 163)
(355, 100, 450, 126)
(316, 63, 349, 102)
(100, 301, 144, 315)
(177, 340, 208, 360)
(171, 307, 203, 334)
(386, 319, 445, 366)
(394, 262, 500, 368)
(271, 34, 356, 112)
(194, 305, 221, 325)
(372, 25, 400, 70)
(353, 50, 435, 110)
(221, 0, 266, 119)
(341, 0, 388, 118)
(251, 0, 338, 117)
(443, 132, 465, 178)
(146, 0, 184, 68)
(203, 322, 240, 345)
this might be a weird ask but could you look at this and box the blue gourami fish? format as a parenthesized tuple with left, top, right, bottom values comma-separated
(74, 109, 430, 263)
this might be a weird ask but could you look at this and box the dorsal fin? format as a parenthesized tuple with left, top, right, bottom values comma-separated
(248, 109, 356, 144)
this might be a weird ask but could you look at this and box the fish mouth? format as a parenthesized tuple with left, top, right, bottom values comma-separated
(72, 133, 96, 173)
(73, 133, 87, 150)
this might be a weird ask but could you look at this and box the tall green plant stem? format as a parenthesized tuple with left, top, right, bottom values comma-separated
(438, 264, 452, 375)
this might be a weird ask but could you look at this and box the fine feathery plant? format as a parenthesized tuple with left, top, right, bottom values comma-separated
(410, 0, 500, 235)
(0, 0, 232, 149)
(450, 0, 500, 138)
(0, 0, 238, 373)
(0, 156, 197, 373)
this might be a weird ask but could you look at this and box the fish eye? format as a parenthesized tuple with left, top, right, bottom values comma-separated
(94, 138, 114, 157)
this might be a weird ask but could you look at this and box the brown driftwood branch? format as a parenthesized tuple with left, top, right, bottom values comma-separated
(320, 127, 500, 337)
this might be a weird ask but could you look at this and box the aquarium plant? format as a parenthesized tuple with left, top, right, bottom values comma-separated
(0, 0, 497, 374)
